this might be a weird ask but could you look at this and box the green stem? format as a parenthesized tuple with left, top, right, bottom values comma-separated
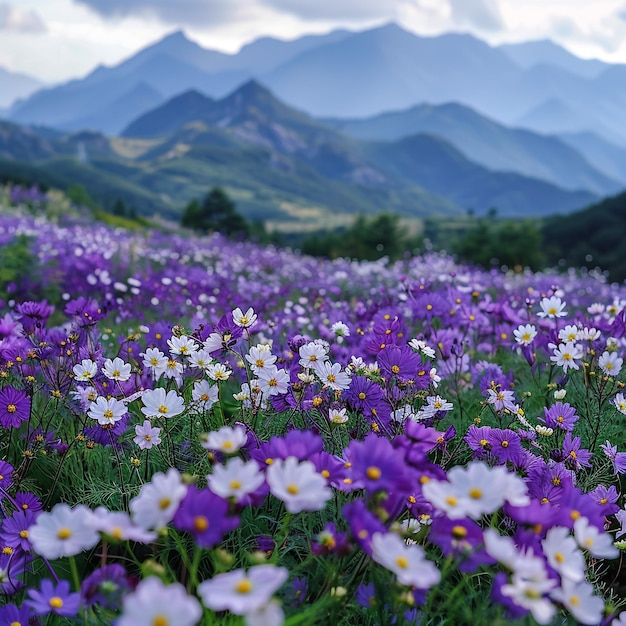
(68, 555, 81, 592)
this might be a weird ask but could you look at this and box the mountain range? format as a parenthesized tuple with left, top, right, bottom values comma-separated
(0, 66, 43, 109)
(0, 81, 599, 228)
(5, 23, 626, 146)
(0, 24, 623, 230)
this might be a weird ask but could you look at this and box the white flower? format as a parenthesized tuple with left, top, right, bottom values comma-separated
(550, 578, 605, 625)
(188, 349, 212, 371)
(73, 359, 98, 381)
(553, 389, 566, 400)
(486, 388, 518, 412)
(312, 361, 351, 391)
(29, 504, 99, 559)
(538, 296, 567, 319)
(298, 342, 328, 368)
(208, 457, 265, 501)
(133, 420, 161, 450)
(244, 599, 284, 626)
(425, 395, 453, 413)
(256, 365, 289, 396)
(558, 325, 580, 343)
(92, 509, 157, 543)
(141, 347, 168, 379)
(232, 307, 258, 328)
(117, 577, 202, 626)
(578, 326, 601, 341)
(266, 457, 331, 513)
(535, 425, 554, 436)
(167, 335, 198, 357)
(513, 324, 537, 346)
(371, 532, 440, 588)
(101, 357, 132, 382)
(141, 388, 185, 419)
(130, 468, 187, 530)
(501, 576, 556, 625)
(197, 566, 288, 615)
(541, 526, 585, 582)
(483, 529, 520, 570)
(573, 516, 619, 559)
(201, 425, 247, 454)
(162, 358, 184, 385)
(331, 321, 350, 337)
(550, 341, 583, 372)
(191, 380, 219, 412)
(409, 339, 436, 358)
(614, 392, 626, 415)
(87, 396, 127, 425)
(429, 367, 441, 388)
(245, 346, 277, 375)
(329, 407, 348, 424)
(207, 362, 232, 382)
(599, 350, 623, 376)
(203, 332, 224, 353)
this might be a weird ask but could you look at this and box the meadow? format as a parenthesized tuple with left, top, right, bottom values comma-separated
(0, 185, 625, 625)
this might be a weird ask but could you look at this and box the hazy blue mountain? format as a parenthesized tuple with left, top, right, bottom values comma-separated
(0, 120, 57, 161)
(558, 132, 626, 186)
(326, 101, 620, 195)
(262, 24, 524, 119)
(123, 81, 597, 217)
(499, 39, 607, 78)
(363, 133, 596, 216)
(0, 66, 43, 109)
(7, 29, 352, 133)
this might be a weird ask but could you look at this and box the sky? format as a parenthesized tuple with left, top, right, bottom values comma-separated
(1, 0, 626, 83)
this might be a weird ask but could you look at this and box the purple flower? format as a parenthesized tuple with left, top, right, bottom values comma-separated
(0, 386, 31, 428)
(0, 603, 35, 625)
(429, 517, 495, 573)
(16, 300, 54, 334)
(173, 487, 239, 548)
(542, 402, 579, 432)
(81, 564, 132, 609)
(342, 500, 386, 556)
(561, 433, 593, 470)
(488, 428, 523, 463)
(0, 459, 14, 490)
(0, 509, 38, 551)
(0, 550, 28, 594)
(249, 430, 323, 467)
(464, 424, 494, 459)
(64, 297, 106, 327)
(312, 522, 350, 556)
(588, 484, 620, 516)
(600, 440, 626, 475)
(345, 434, 413, 495)
(26, 579, 81, 617)
(377, 345, 422, 381)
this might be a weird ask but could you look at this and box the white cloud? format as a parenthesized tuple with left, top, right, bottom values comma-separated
(448, 0, 503, 31)
(0, 3, 46, 33)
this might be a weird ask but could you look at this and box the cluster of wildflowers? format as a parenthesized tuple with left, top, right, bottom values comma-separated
(1, 198, 626, 624)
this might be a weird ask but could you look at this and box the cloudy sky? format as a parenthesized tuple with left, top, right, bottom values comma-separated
(2, 0, 626, 83)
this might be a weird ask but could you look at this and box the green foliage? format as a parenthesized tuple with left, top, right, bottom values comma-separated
(542, 190, 626, 280)
(451, 215, 545, 270)
(181, 187, 250, 237)
(301, 213, 423, 262)
(66, 183, 99, 210)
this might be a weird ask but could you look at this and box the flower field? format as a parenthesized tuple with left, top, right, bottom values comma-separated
(0, 188, 626, 625)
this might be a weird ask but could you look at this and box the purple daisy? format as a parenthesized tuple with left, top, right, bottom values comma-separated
(26, 579, 80, 617)
(0, 386, 30, 428)
(173, 487, 239, 548)
(543, 402, 579, 432)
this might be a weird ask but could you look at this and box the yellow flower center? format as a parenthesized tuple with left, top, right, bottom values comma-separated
(468, 488, 482, 499)
(229, 480, 242, 490)
(158, 405, 168, 414)
(236, 579, 253, 594)
(193, 516, 208, 532)
(287, 484, 299, 495)
(445, 496, 458, 506)
(49, 597, 64, 609)
(7, 404, 16, 413)
(19, 530, 28, 538)
(159, 498, 171, 510)
(153, 615, 169, 626)
(395, 556, 409, 569)
(366, 466, 381, 480)
(57, 527, 72, 540)
(452, 525, 468, 539)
